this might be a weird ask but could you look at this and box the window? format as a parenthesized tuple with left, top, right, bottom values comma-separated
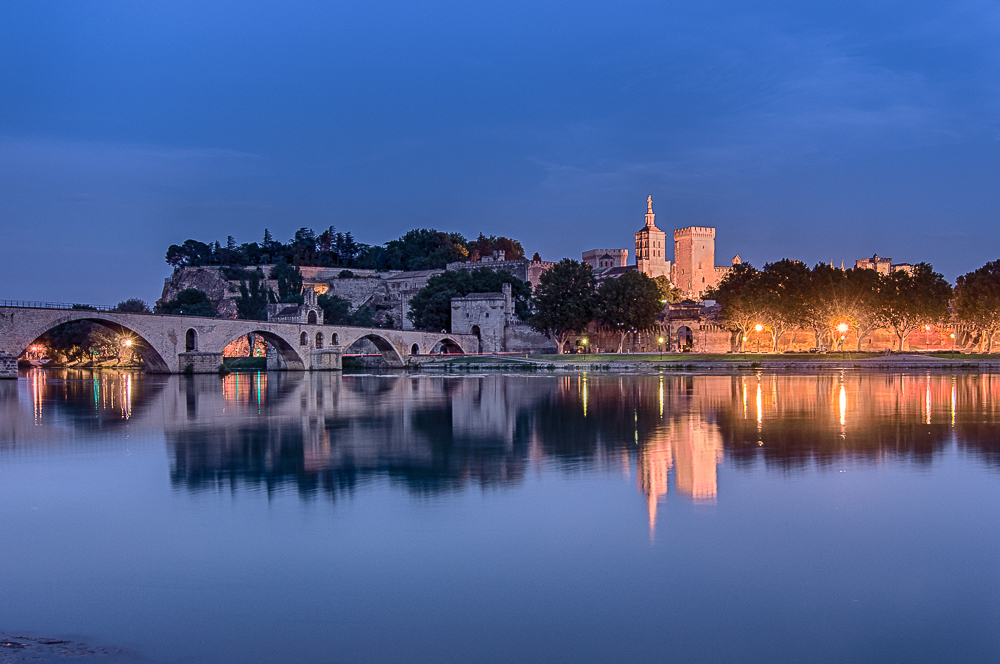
(315, 332, 324, 349)
(185, 329, 197, 352)
(300, 332, 308, 345)
(702, 276, 706, 283)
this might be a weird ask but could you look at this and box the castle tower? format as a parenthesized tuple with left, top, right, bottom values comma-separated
(635, 196, 670, 279)
(671, 226, 718, 299)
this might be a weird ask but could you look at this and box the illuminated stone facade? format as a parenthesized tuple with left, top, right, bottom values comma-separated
(634, 196, 671, 280)
(582, 249, 628, 270)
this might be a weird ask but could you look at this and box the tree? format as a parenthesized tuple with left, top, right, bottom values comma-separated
(756, 260, 811, 351)
(236, 270, 275, 321)
(708, 263, 763, 352)
(879, 263, 952, 351)
(800, 263, 848, 349)
(954, 260, 1000, 352)
(318, 294, 353, 324)
(271, 261, 304, 303)
(529, 259, 597, 354)
(839, 267, 884, 351)
(407, 268, 532, 331)
(467, 234, 526, 261)
(114, 298, 151, 314)
(381, 229, 470, 270)
(157, 289, 216, 317)
(654, 275, 683, 303)
(596, 271, 664, 352)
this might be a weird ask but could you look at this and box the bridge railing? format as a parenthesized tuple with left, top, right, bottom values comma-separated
(0, 300, 116, 312)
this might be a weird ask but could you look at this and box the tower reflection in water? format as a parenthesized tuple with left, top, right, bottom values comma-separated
(11, 370, 1000, 536)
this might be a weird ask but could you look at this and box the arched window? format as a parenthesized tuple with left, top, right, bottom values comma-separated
(702, 276, 706, 283)
(411, 343, 419, 355)
(185, 329, 197, 352)
(332, 333, 339, 345)
(300, 332, 308, 345)
(315, 332, 324, 349)
(307, 310, 318, 325)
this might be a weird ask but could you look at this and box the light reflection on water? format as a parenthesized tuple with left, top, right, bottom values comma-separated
(3, 369, 1000, 663)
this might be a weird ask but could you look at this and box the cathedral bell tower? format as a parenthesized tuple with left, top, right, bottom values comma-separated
(635, 196, 670, 280)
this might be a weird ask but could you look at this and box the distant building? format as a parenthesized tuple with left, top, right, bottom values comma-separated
(582, 249, 628, 270)
(267, 287, 324, 325)
(634, 196, 671, 280)
(446, 250, 554, 288)
(854, 254, 915, 276)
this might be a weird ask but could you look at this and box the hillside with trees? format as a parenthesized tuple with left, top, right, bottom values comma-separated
(165, 227, 528, 272)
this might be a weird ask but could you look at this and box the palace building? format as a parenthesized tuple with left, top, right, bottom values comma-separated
(584, 196, 739, 300)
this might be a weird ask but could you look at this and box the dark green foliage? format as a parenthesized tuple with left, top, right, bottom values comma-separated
(880, 263, 952, 350)
(596, 271, 664, 352)
(379, 229, 469, 270)
(158, 288, 216, 317)
(71, 303, 97, 310)
(955, 260, 1000, 352)
(350, 305, 375, 327)
(317, 294, 383, 327)
(113, 298, 151, 314)
(164, 226, 479, 271)
(529, 259, 598, 353)
(317, 294, 353, 324)
(271, 261, 304, 303)
(235, 270, 275, 321)
(467, 233, 525, 261)
(407, 268, 532, 331)
(338, 270, 355, 279)
(710, 259, 952, 352)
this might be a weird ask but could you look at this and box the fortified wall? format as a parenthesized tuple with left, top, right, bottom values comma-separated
(450, 284, 556, 354)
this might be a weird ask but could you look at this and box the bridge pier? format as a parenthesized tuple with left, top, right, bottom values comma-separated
(178, 351, 224, 374)
(310, 348, 342, 371)
(0, 352, 15, 379)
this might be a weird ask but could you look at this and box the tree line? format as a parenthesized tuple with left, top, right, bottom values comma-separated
(707, 258, 1000, 353)
(165, 228, 528, 272)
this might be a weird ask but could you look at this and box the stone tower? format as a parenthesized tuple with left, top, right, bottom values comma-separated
(671, 226, 718, 299)
(635, 196, 670, 279)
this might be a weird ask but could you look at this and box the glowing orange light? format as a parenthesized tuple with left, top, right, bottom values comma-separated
(837, 323, 849, 334)
(754, 324, 763, 332)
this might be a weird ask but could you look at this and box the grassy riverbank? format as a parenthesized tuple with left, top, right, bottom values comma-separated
(414, 351, 1000, 371)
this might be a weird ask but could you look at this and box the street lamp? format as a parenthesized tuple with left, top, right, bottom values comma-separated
(837, 323, 849, 356)
(580, 338, 588, 355)
(754, 324, 763, 353)
(951, 332, 956, 356)
(924, 325, 932, 351)
(658, 336, 664, 361)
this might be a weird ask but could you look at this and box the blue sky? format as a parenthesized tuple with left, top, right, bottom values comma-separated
(2, 0, 998, 303)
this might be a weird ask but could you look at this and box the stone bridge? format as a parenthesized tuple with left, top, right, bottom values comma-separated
(0, 305, 477, 376)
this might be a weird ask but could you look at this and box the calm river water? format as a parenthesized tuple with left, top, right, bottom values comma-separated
(3, 369, 1000, 663)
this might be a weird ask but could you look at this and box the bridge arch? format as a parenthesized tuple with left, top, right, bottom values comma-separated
(14, 314, 172, 373)
(343, 332, 404, 368)
(221, 329, 305, 370)
(431, 338, 465, 355)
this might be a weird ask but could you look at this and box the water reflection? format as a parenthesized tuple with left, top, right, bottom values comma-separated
(7, 370, 1000, 534)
